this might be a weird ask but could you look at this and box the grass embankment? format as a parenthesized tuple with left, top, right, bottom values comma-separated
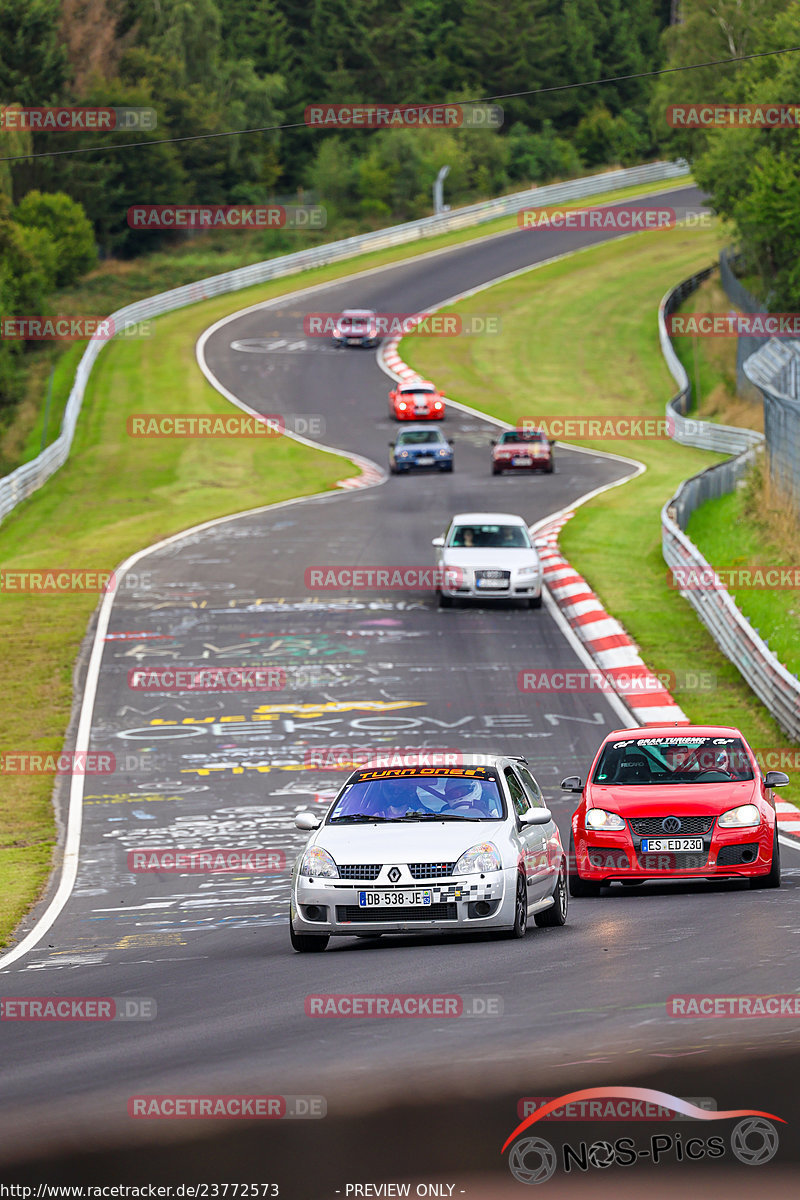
(400, 225, 799, 789)
(0, 170, 698, 946)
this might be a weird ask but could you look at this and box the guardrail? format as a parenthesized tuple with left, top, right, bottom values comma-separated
(0, 158, 690, 525)
(660, 269, 800, 741)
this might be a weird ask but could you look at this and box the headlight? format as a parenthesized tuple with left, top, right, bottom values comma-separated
(585, 809, 625, 831)
(454, 842, 502, 874)
(398, 402, 407, 410)
(516, 565, 540, 578)
(718, 803, 761, 828)
(300, 847, 339, 878)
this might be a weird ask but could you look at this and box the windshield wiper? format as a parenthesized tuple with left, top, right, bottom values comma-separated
(329, 814, 390, 824)
(387, 813, 482, 822)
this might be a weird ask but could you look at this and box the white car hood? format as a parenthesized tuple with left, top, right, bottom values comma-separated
(314, 821, 505, 863)
(441, 548, 540, 570)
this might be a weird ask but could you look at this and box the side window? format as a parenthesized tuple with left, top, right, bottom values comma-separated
(504, 767, 529, 817)
(517, 765, 545, 808)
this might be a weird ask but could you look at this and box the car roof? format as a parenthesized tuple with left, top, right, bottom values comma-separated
(602, 724, 745, 740)
(449, 512, 529, 525)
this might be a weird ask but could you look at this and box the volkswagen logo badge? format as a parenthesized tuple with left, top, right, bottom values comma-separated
(662, 816, 682, 834)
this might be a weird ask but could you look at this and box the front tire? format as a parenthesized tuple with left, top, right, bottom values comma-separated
(290, 914, 329, 953)
(492, 465, 501, 476)
(438, 591, 453, 608)
(507, 872, 529, 938)
(750, 827, 781, 888)
(568, 832, 602, 897)
(535, 858, 568, 927)
(528, 594, 543, 609)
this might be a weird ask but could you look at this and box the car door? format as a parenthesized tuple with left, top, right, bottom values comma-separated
(517, 763, 561, 892)
(503, 765, 551, 905)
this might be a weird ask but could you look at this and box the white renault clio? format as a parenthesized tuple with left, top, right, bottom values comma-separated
(289, 755, 567, 952)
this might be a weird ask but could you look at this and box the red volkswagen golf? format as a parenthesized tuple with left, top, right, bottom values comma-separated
(562, 725, 788, 895)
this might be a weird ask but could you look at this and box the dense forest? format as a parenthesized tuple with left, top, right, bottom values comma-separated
(1, 0, 800, 422)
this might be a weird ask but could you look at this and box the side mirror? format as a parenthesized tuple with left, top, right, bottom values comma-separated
(764, 771, 790, 788)
(520, 808, 552, 825)
(549, 438, 556, 446)
(295, 811, 321, 831)
(561, 776, 583, 793)
(448, 439, 454, 446)
(490, 439, 497, 446)
(431, 536, 445, 547)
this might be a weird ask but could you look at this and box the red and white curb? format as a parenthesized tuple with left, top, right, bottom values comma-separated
(382, 334, 423, 382)
(534, 512, 687, 726)
(337, 463, 385, 490)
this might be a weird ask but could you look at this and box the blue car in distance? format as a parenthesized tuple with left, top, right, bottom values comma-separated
(389, 425, 454, 474)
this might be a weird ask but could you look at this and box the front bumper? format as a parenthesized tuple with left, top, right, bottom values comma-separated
(441, 573, 543, 600)
(394, 407, 443, 421)
(393, 455, 453, 471)
(291, 869, 514, 937)
(573, 821, 775, 881)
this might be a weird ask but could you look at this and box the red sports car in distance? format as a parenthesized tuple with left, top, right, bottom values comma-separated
(562, 725, 788, 895)
(491, 428, 553, 474)
(389, 379, 445, 421)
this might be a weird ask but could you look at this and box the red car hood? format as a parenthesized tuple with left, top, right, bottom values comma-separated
(586, 780, 759, 816)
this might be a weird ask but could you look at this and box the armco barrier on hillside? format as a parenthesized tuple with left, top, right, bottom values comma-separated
(0, 159, 689, 526)
(659, 269, 800, 743)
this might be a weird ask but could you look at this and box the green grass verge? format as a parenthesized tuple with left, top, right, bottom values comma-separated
(400, 224, 800, 792)
(0, 169, 697, 947)
(687, 482, 800, 679)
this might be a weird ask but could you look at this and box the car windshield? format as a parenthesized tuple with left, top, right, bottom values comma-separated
(498, 430, 547, 445)
(592, 736, 755, 785)
(327, 771, 505, 822)
(397, 430, 445, 445)
(400, 387, 435, 396)
(448, 524, 532, 549)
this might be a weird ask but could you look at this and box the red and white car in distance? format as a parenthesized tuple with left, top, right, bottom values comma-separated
(562, 725, 788, 896)
(389, 379, 445, 421)
(491, 428, 553, 474)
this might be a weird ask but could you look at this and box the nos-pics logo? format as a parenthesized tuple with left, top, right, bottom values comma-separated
(501, 1087, 783, 1184)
